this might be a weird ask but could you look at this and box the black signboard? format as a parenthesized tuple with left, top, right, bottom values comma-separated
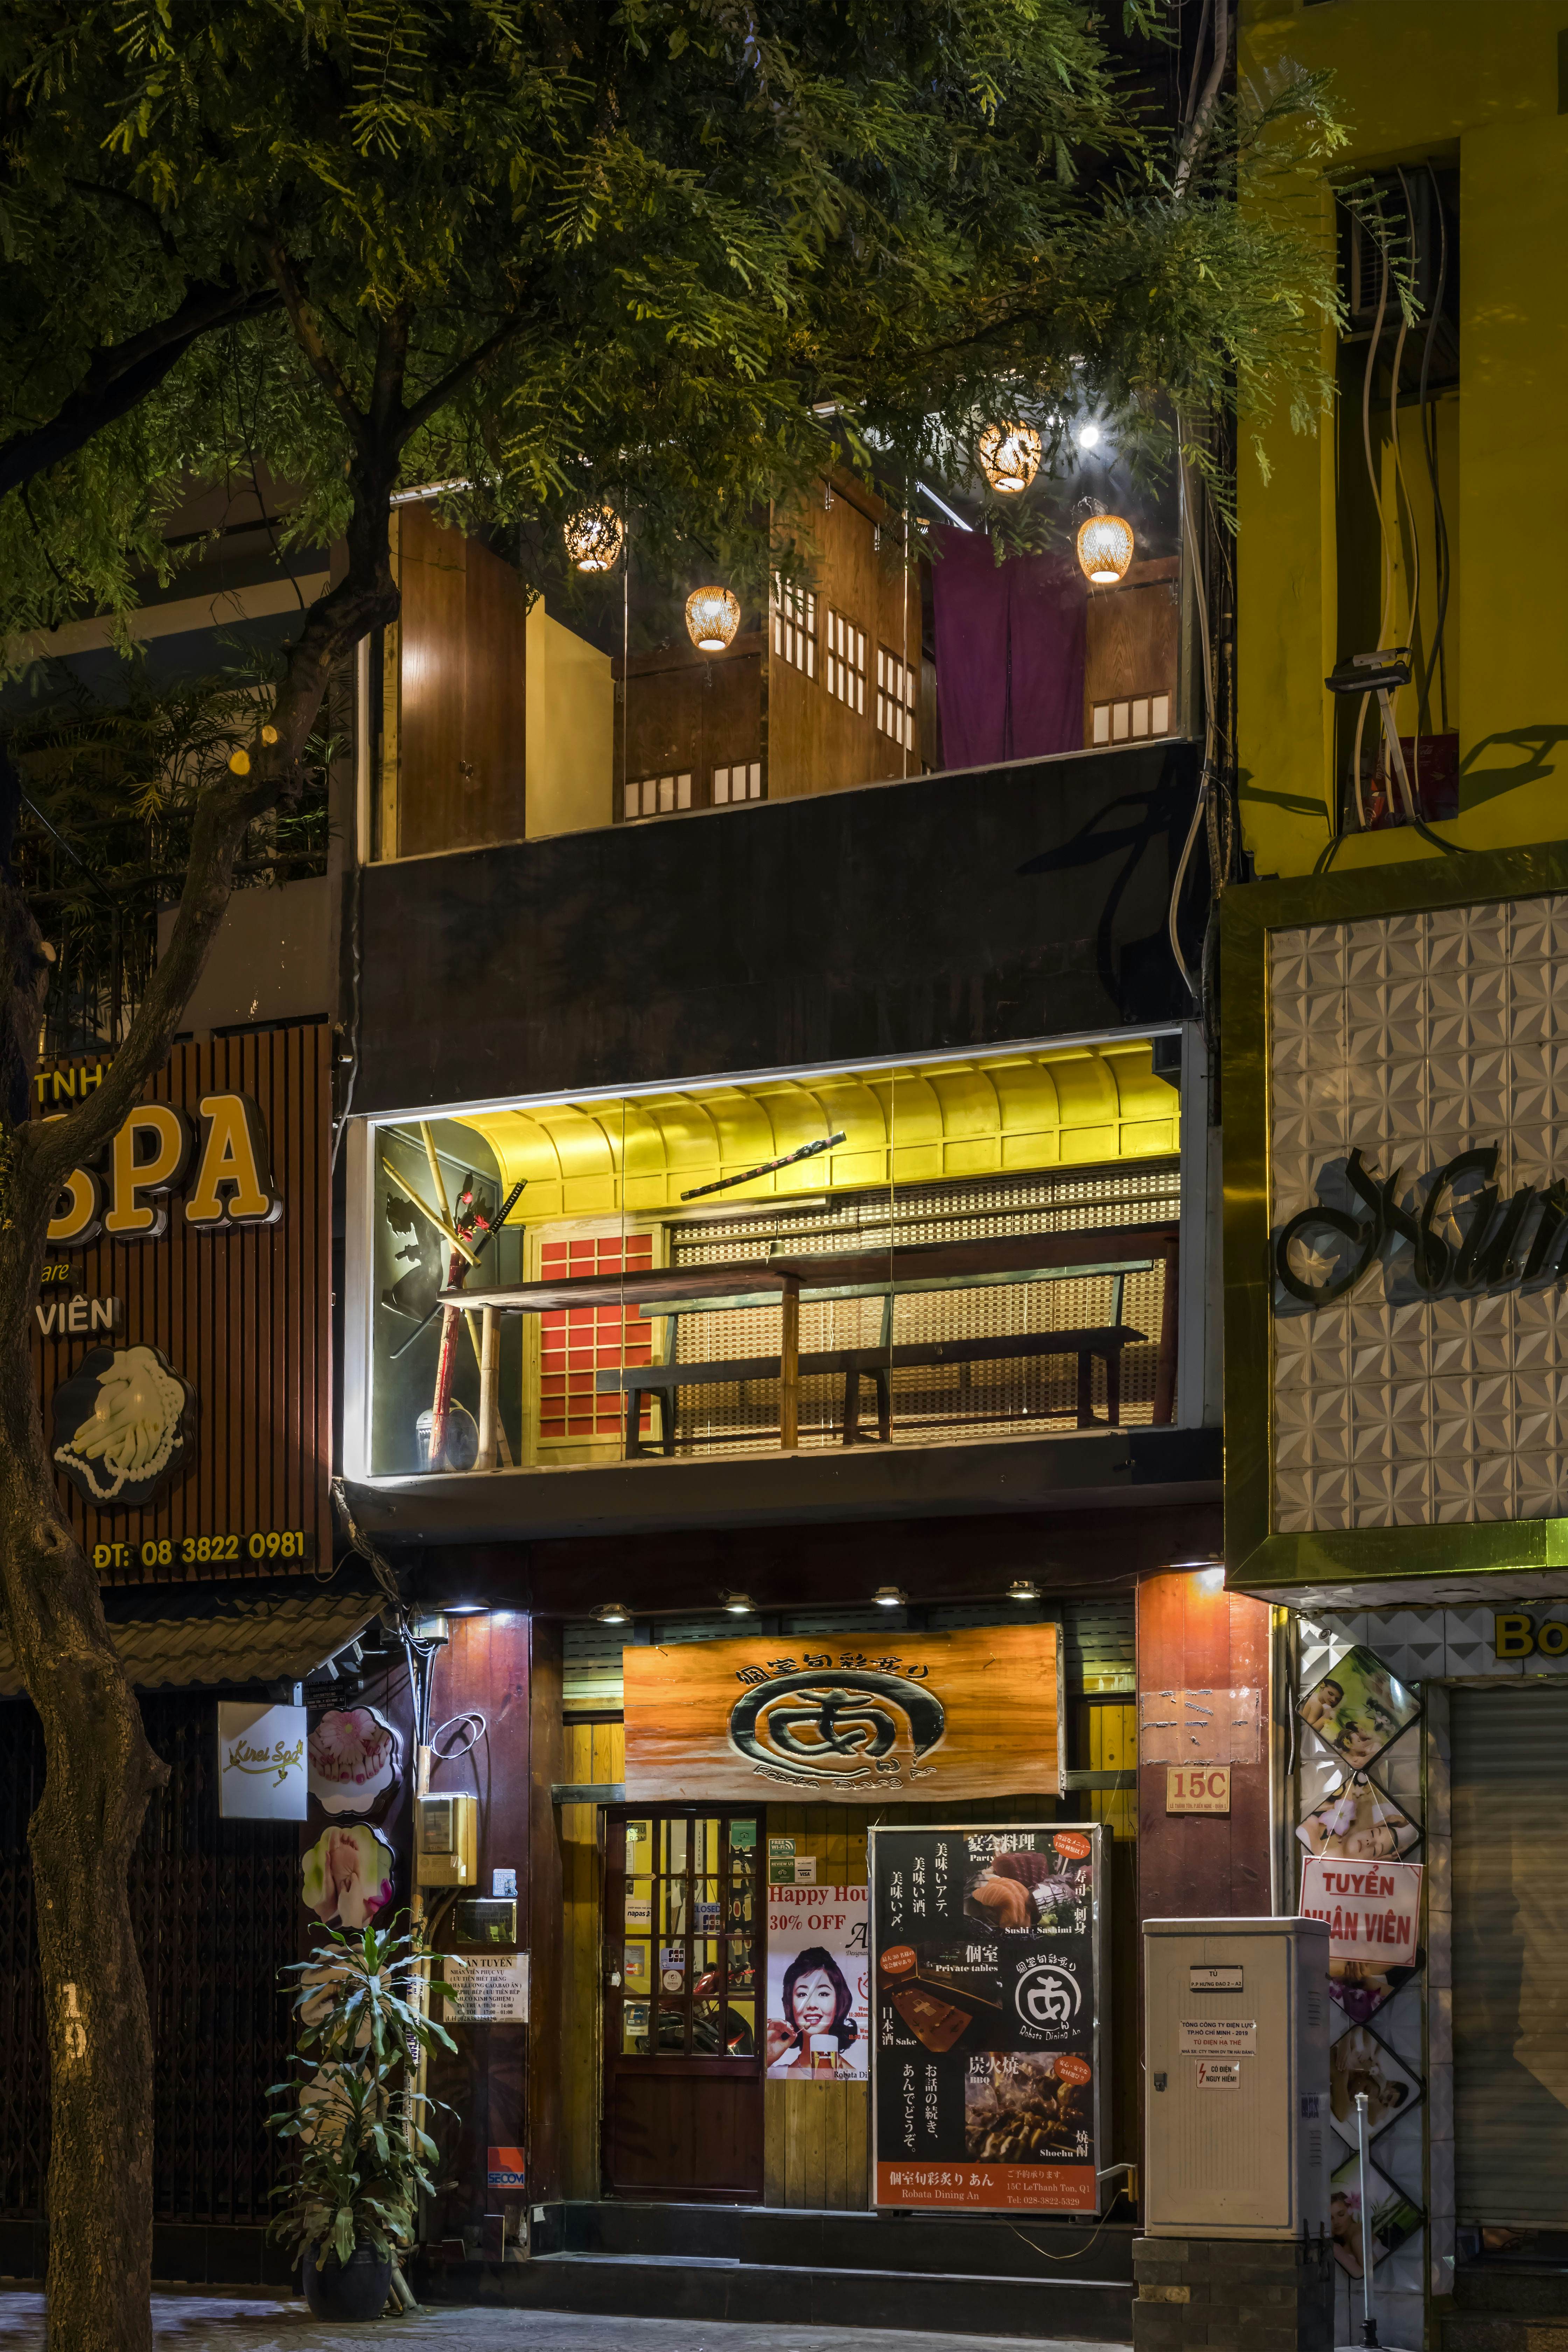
(869, 1822, 1107, 2213)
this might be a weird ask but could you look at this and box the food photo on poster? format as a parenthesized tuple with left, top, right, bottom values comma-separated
(765, 1883, 869, 2078)
(308, 1705, 400, 1814)
(869, 1824, 1105, 2213)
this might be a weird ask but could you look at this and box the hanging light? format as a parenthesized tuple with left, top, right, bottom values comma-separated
(685, 586, 741, 652)
(1076, 512, 1135, 586)
(978, 421, 1042, 497)
(562, 504, 624, 573)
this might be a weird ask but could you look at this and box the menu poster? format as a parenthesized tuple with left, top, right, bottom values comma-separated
(869, 1823, 1106, 2214)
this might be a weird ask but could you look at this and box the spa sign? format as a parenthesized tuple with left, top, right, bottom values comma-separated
(30, 1026, 332, 1574)
(622, 1625, 1062, 1805)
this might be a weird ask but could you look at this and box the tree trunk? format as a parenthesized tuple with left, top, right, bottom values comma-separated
(0, 1226, 167, 2352)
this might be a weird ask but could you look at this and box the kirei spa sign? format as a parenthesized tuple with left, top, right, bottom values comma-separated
(1265, 896, 1568, 1538)
(622, 1625, 1062, 1805)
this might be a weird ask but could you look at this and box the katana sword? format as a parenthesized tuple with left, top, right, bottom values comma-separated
(680, 1133, 847, 1202)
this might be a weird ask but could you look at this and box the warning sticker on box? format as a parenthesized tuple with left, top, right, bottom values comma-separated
(1179, 2017, 1256, 2055)
(1197, 2060, 1241, 2090)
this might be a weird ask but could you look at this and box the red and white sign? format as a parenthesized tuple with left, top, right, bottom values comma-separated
(1298, 1858, 1422, 1963)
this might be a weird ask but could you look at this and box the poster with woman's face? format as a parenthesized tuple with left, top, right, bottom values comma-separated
(765, 1883, 869, 2080)
(1299, 1647, 1420, 1771)
(1297, 1774, 1419, 1863)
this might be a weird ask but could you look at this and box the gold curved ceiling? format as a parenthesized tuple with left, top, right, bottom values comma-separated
(450, 1041, 1177, 1223)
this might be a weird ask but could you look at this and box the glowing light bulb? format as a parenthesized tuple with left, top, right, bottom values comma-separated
(1078, 423, 1102, 450)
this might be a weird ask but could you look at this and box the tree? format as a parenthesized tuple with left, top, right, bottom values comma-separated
(0, 3, 1345, 2343)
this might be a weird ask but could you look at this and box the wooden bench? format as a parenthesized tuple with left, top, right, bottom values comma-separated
(596, 1317, 1148, 1456)
(446, 1224, 1178, 1460)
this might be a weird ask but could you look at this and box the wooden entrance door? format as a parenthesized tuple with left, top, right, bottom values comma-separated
(602, 1806, 763, 2199)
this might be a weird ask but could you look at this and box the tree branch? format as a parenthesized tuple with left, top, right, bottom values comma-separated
(264, 237, 368, 443)
(397, 311, 528, 446)
(0, 278, 279, 504)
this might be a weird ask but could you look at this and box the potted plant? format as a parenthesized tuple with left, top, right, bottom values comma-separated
(268, 1916, 458, 2322)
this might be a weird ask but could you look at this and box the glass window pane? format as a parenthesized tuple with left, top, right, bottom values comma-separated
(623, 1939, 650, 1992)
(662, 1878, 688, 1938)
(666, 1818, 688, 1878)
(729, 1819, 757, 1854)
(622, 2001, 651, 2056)
(726, 1998, 756, 2056)
(658, 1942, 686, 1991)
(727, 1932, 756, 1992)
(656, 2002, 686, 2053)
(695, 1876, 720, 1937)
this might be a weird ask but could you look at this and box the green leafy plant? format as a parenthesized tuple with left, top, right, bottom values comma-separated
(267, 1917, 460, 2271)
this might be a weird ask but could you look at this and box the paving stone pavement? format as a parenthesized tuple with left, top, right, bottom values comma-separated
(0, 2293, 1127, 2352)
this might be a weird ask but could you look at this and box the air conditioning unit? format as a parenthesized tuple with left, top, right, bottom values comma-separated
(416, 1791, 478, 1886)
(1143, 1917, 1330, 2239)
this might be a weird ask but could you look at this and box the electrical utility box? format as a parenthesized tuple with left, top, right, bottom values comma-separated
(416, 1791, 478, 1886)
(1143, 1916, 1330, 2239)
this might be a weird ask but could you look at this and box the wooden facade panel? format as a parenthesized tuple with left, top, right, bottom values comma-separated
(1083, 558, 1180, 740)
(1135, 1572, 1272, 1923)
(617, 635, 764, 811)
(768, 484, 924, 802)
(396, 503, 529, 858)
(31, 1022, 331, 1581)
(559, 1720, 624, 2200)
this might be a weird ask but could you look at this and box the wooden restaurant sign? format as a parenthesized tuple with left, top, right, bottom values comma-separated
(623, 1625, 1063, 1805)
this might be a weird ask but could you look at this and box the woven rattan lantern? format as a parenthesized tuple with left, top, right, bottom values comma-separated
(1075, 512, 1135, 586)
(685, 586, 741, 652)
(978, 421, 1042, 497)
(562, 505, 624, 573)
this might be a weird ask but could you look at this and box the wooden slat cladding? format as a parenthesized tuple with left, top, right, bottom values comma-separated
(31, 1022, 332, 1583)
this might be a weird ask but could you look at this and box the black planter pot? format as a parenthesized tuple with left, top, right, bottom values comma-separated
(303, 2242, 393, 2322)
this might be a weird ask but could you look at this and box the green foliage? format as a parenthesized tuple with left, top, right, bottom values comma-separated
(267, 1917, 459, 2269)
(0, 0, 1354, 660)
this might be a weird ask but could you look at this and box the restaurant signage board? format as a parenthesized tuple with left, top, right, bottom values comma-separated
(31, 1026, 332, 1577)
(868, 1822, 1106, 2213)
(623, 1625, 1062, 1805)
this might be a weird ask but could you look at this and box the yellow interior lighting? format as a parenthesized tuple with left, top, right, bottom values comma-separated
(452, 1040, 1177, 1223)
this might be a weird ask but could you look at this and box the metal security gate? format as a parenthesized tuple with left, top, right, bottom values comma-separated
(1452, 1686, 1568, 2226)
(0, 1693, 301, 2224)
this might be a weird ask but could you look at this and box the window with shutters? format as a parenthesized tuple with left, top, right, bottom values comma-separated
(877, 645, 917, 747)
(537, 1231, 656, 1444)
(772, 576, 817, 678)
(825, 609, 866, 714)
(623, 772, 693, 821)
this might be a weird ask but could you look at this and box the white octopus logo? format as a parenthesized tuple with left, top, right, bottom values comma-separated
(1013, 1959, 1082, 2031)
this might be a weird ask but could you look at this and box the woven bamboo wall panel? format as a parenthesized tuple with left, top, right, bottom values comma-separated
(31, 1022, 332, 1581)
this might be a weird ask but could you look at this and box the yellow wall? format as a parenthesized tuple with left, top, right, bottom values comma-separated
(1238, 1, 1568, 876)
(525, 602, 615, 840)
(456, 1040, 1179, 1223)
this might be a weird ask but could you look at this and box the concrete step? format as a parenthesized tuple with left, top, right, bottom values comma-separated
(413, 2248, 1136, 2340)
(557, 2197, 1135, 2285)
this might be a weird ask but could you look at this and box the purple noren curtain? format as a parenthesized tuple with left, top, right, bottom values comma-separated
(930, 527, 1087, 770)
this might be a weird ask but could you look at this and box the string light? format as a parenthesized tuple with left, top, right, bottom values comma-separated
(1076, 513, 1135, 586)
(685, 586, 741, 652)
(978, 422, 1042, 497)
(562, 505, 625, 573)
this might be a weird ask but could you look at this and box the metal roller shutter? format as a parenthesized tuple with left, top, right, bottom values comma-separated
(1452, 1686, 1568, 2225)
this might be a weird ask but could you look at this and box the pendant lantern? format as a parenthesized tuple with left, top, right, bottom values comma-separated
(978, 421, 1042, 497)
(1075, 512, 1135, 586)
(562, 505, 624, 573)
(685, 586, 741, 653)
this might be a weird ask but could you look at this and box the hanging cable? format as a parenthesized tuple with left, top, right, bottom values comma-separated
(1416, 163, 1451, 736)
(1167, 417, 1217, 1007)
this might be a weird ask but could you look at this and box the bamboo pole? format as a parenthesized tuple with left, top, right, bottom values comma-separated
(419, 1120, 450, 1219)
(382, 1158, 479, 1266)
(476, 1306, 499, 1471)
(779, 1276, 800, 1450)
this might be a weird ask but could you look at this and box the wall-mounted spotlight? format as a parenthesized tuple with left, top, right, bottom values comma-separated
(592, 1601, 631, 1625)
(723, 1592, 756, 1616)
(1007, 1580, 1040, 1602)
(872, 1585, 907, 1610)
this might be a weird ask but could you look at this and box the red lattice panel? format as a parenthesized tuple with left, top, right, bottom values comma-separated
(538, 1233, 655, 1441)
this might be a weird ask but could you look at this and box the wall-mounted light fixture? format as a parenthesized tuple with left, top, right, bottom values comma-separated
(723, 1592, 756, 1616)
(1007, 1579, 1040, 1602)
(592, 1601, 631, 1625)
(444, 1602, 491, 1617)
(872, 1584, 907, 1610)
(685, 587, 741, 652)
(978, 422, 1042, 496)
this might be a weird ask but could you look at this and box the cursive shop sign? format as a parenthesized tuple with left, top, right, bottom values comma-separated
(1275, 1143, 1568, 1309)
